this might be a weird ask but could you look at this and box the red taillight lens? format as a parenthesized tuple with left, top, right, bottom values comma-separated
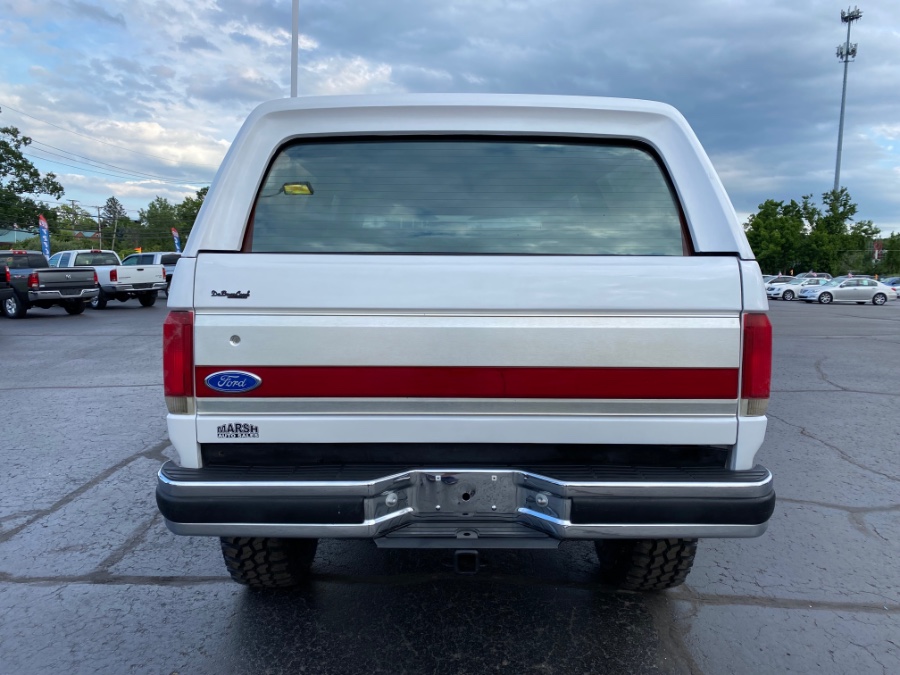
(110, 268, 118, 282)
(163, 311, 194, 398)
(741, 313, 772, 415)
(93, 270, 99, 285)
(162, 266, 167, 278)
(28, 272, 39, 289)
(4, 267, 9, 283)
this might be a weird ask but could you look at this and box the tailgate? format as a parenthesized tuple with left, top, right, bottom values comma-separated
(116, 265, 165, 285)
(191, 253, 743, 448)
(35, 267, 95, 294)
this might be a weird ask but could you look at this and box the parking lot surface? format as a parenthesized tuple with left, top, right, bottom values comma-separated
(1, 298, 898, 674)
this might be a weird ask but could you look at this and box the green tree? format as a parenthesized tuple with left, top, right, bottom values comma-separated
(100, 196, 129, 248)
(1, 110, 65, 229)
(880, 232, 900, 274)
(139, 196, 180, 252)
(744, 199, 805, 273)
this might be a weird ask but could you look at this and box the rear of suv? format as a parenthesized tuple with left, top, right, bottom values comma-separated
(157, 94, 774, 591)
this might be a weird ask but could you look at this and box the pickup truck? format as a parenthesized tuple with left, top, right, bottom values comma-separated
(1, 250, 98, 318)
(121, 251, 181, 294)
(156, 94, 775, 591)
(49, 249, 166, 309)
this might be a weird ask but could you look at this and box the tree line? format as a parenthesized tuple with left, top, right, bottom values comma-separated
(744, 189, 898, 276)
(1, 110, 206, 257)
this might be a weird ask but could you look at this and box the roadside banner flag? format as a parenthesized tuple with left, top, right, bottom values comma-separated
(135, 247, 143, 253)
(171, 228, 182, 253)
(37, 214, 51, 258)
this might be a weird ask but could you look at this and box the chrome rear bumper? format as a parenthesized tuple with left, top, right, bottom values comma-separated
(157, 462, 775, 544)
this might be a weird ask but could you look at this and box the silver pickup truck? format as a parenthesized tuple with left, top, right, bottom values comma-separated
(157, 94, 775, 591)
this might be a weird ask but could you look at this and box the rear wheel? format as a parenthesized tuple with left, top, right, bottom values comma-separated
(818, 293, 833, 304)
(3, 294, 27, 319)
(138, 292, 158, 307)
(63, 301, 85, 315)
(90, 291, 108, 309)
(873, 293, 887, 306)
(782, 290, 794, 301)
(220, 537, 318, 588)
(594, 538, 697, 591)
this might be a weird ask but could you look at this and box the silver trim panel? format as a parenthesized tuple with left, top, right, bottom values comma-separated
(196, 397, 738, 417)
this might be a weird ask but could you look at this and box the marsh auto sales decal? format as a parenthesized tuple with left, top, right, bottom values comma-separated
(217, 423, 260, 439)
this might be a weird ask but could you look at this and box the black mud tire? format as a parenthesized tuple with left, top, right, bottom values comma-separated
(3, 293, 27, 319)
(63, 301, 86, 315)
(818, 292, 833, 305)
(873, 293, 887, 306)
(782, 290, 794, 301)
(220, 537, 318, 588)
(90, 291, 108, 310)
(594, 538, 698, 592)
(138, 291, 157, 307)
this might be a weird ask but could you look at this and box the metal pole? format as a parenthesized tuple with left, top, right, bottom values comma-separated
(834, 7, 862, 193)
(291, 0, 299, 97)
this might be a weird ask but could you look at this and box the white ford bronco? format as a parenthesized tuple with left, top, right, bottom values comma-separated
(157, 94, 774, 590)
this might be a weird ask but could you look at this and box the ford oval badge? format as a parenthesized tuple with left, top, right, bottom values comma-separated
(204, 371, 262, 393)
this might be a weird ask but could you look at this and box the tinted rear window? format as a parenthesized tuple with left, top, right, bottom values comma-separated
(74, 253, 119, 266)
(160, 254, 181, 265)
(250, 139, 686, 256)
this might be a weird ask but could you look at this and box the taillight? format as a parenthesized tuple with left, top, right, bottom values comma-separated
(741, 313, 772, 416)
(4, 267, 9, 283)
(110, 268, 118, 282)
(162, 266, 167, 278)
(163, 311, 194, 414)
(93, 270, 99, 285)
(28, 272, 39, 290)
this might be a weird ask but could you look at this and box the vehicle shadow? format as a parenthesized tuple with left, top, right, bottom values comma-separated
(223, 542, 670, 675)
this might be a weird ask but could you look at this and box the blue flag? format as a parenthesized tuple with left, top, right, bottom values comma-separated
(38, 214, 51, 258)
(171, 228, 182, 253)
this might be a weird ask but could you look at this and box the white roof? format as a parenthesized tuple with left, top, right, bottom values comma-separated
(186, 94, 752, 258)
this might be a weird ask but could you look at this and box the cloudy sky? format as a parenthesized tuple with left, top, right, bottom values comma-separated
(1, 0, 899, 234)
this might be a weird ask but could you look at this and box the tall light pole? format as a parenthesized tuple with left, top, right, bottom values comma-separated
(291, 0, 299, 97)
(834, 6, 862, 193)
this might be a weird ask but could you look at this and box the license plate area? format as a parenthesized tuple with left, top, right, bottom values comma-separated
(415, 471, 517, 516)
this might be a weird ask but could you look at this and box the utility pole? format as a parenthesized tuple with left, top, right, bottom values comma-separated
(94, 205, 103, 249)
(291, 0, 299, 97)
(67, 199, 79, 235)
(834, 6, 862, 193)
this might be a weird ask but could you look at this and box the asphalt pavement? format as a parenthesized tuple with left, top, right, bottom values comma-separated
(0, 297, 898, 674)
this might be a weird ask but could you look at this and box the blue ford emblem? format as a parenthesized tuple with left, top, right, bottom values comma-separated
(205, 371, 262, 393)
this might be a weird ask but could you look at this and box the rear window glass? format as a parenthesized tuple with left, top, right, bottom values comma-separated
(160, 254, 181, 265)
(2, 254, 31, 269)
(249, 139, 686, 256)
(74, 252, 119, 266)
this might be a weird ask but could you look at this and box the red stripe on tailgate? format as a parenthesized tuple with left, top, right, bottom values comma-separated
(195, 367, 738, 399)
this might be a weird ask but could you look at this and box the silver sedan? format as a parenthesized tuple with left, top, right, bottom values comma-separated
(767, 277, 829, 301)
(799, 277, 898, 305)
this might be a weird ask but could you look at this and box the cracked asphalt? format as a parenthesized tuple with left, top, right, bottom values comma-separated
(1, 298, 898, 674)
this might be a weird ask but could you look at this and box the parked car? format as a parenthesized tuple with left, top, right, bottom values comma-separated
(799, 277, 898, 305)
(49, 249, 166, 309)
(767, 277, 830, 301)
(155, 93, 775, 592)
(794, 272, 832, 280)
(1, 250, 98, 318)
(765, 275, 796, 286)
(121, 252, 181, 294)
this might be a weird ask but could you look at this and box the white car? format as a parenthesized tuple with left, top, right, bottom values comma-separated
(767, 277, 830, 301)
(799, 277, 898, 305)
